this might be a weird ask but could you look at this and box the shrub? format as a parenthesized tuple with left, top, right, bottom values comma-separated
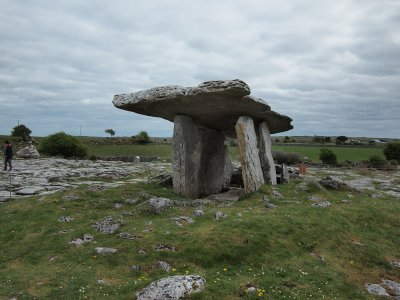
(319, 148, 337, 165)
(383, 142, 400, 162)
(273, 151, 302, 165)
(369, 155, 387, 168)
(135, 131, 150, 144)
(39, 132, 87, 158)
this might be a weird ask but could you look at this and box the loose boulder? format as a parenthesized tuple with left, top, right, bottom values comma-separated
(17, 144, 40, 159)
(135, 275, 206, 300)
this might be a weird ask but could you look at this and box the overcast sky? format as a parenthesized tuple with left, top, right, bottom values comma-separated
(1, 0, 399, 138)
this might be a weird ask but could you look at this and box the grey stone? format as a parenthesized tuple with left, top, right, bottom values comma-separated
(87, 184, 104, 192)
(135, 275, 206, 300)
(215, 211, 227, 220)
(113, 79, 292, 138)
(319, 176, 348, 190)
(259, 121, 277, 185)
(113, 202, 123, 209)
(172, 115, 232, 198)
(92, 216, 121, 234)
(97, 279, 111, 285)
(159, 261, 172, 272)
(235, 116, 264, 193)
(392, 260, 400, 268)
(58, 216, 74, 222)
(16, 145, 40, 159)
(148, 197, 174, 214)
(63, 193, 79, 201)
(365, 283, 390, 296)
(131, 265, 141, 271)
(69, 234, 93, 246)
(382, 279, 400, 295)
(312, 201, 332, 208)
(117, 232, 140, 240)
(172, 216, 194, 227)
(16, 186, 45, 195)
(154, 244, 177, 252)
(126, 198, 139, 205)
(95, 247, 118, 254)
(246, 287, 256, 293)
(138, 249, 146, 255)
(272, 190, 283, 198)
(192, 209, 204, 217)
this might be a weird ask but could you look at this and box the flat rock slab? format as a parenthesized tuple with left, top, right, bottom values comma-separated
(207, 188, 245, 205)
(16, 186, 45, 195)
(135, 275, 206, 300)
(113, 79, 292, 137)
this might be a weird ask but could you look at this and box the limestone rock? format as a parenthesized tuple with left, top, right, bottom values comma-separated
(207, 188, 245, 206)
(192, 209, 204, 217)
(319, 176, 348, 190)
(159, 261, 172, 272)
(16, 145, 40, 159)
(135, 275, 206, 300)
(312, 201, 332, 208)
(235, 116, 264, 193)
(365, 283, 390, 296)
(172, 216, 194, 227)
(215, 211, 227, 220)
(172, 115, 232, 198)
(92, 216, 121, 234)
(95, 247, 117, 254)
(259, 121, 277, 185)
(154, 244, 177, 252)
(69, 234, 93, 246)
(148, 197, 174, 214)
(382, 279, 400, 295)
(113, 79, 292, 138)
(16, 186, 45, 195)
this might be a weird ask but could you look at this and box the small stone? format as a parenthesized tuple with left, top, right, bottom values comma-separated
(138, 250, 146, 255)
(172, 216, 194, 227)
(16, 186, 44, 195)
(48, 256, 58, 262)
(113, 202, 123, 209)
(148, 197, 174, 214)
(365, 283, 390, 296)
(192, 209, 204, 217)
(126, 199, 138, 205)
(215, 211, 227, 220)
(97, 279, 111, 285)
(309, 195, 323, 202)
(131, 265, 141, 271)
(391, 260, 400, 268)
(341, 199, 350, 203)
(117, 232, 140, 240)
(319, 176, 348, 190)
(58, 216, 74, 222)
(135, 275, 206, 300)
(382, 279, 400, 295)
(154, 244, 177, 252)
(311, 201, 331, 208)
(69, 234, 93, 246)
(92, 216, 121, 234)
(95, 247, 118, 254)
(272, 190, 283, 198)
(352, 241, 364, 246)
(87, 184, 104, 192)
(246, 287, 256, 293)
(63, 194, 79, 201)
(159, 261, 172, 272)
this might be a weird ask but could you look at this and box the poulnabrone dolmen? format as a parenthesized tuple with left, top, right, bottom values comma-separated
(113, 79, 293, 198)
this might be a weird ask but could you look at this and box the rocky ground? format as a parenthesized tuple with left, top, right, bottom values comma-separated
(0, 158, 171, 202)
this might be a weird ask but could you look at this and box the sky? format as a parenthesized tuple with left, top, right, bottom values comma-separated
(0, 0, 399, 138)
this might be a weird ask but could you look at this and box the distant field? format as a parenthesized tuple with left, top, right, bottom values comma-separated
(0, 135, 386, 163)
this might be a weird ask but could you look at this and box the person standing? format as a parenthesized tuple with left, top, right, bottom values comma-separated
(4, 140, 13, 171)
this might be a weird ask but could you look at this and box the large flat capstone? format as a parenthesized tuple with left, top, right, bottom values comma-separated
(113, 79, 292, 137)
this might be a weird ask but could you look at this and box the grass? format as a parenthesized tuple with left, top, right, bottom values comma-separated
(1, 175, 399, 299)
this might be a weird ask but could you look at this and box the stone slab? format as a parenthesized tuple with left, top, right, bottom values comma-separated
(113, 79, 292, 137)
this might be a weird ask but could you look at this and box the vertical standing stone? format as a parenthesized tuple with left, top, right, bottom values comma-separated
(259, 121, 277, 185)
(172, 115, 232, 198)
(235, 116, 264, 193)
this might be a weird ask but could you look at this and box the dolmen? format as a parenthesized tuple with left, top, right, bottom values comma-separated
(113, 79, 293, 198)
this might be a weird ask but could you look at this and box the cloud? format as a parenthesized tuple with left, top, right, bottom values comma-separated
(0, 0, 399, 138)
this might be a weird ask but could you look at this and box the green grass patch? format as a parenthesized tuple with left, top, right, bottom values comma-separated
(0, 177, 399, 299)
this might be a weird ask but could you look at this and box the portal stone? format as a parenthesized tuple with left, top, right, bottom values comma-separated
(235, 116, 264, 193)
(172, 115, 232, 198)
(259, 121, 277, 185)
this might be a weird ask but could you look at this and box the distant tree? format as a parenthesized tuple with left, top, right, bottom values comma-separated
(284, 136, 290, 143)
(274, 138, 280, 143)
(39, 132, 87, 158)
(324, 136, 331, 143)
(11, 124, 32, 141)
(105, 129, 115, 137)
(136, 131, 150, 144)
(313, 135, 325, 144)
(319, 148, 337, 165)
(383, 143, 400, 162)
(336, 136, 348, 144)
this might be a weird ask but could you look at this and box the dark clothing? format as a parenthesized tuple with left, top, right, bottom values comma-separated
(4, 144, 12, 171)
